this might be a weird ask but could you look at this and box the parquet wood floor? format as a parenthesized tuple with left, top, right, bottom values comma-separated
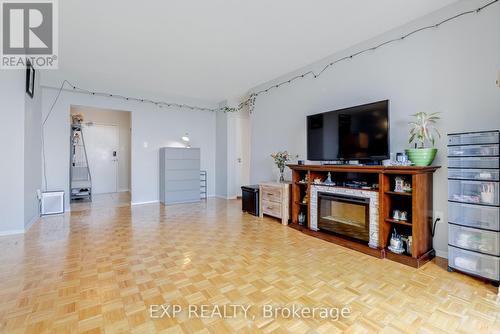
(0, 199, 499, 333)
(70, 192, 131, 213)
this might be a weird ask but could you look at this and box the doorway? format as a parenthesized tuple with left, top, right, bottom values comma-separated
(227, 112, 250, 198)
(70, 106, 131, 210)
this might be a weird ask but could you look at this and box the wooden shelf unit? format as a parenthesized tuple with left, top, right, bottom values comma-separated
(385, 190, 412, 197)
(289, 164, 440, 268)
(384, 218, 412, 226)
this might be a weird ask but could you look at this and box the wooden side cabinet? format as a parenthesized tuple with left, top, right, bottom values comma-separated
(259, 182, 291, 225)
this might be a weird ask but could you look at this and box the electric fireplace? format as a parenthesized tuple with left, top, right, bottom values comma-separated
(317, 192, 370, 242)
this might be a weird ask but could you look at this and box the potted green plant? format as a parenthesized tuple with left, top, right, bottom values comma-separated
(405, 112, 441, 166)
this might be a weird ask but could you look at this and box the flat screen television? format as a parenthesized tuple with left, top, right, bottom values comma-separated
(307, 100, 389, 161)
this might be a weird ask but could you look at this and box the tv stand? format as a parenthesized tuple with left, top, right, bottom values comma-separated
(288, 164, 440, 268)
(320, 160, 383, 166)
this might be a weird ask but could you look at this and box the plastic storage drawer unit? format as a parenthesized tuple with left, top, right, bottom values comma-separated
(447, 130, 499, 284)
(448, 246, 500, 281)
(448, 180, 499, 206)
(448, 202, 500, 231)
(448, 131, 499, 146)
(448, 144, 499, 157)
(448, 169, 499, 181)
(448, 157, 499, 169)
(449, 224, 500, 256)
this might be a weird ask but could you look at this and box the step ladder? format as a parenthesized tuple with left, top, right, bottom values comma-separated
(70, 121, 92, 201)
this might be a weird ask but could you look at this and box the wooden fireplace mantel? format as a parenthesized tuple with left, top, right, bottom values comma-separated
(288, 164, 440, 268)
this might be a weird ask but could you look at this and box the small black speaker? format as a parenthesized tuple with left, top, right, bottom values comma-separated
(298, 160, 304, 165)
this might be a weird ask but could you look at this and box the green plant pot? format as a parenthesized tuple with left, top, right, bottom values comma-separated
(405, 148, 437, 166)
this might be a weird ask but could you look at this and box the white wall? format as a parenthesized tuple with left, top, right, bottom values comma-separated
(0, 69, 42, 234)
(42, 87, 218, 208)
(215, 104, 228, 198)
(70, 106, 131, 192)
(249, 0, 500, 257)
(24, 71, 42, 230)
(0, 71, 26, 234)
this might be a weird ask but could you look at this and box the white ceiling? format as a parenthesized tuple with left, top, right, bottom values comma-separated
(43, 0, 458, 104)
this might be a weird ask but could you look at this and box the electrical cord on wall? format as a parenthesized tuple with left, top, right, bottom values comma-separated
(431, 217, 441, 237)
(41, 80, 68, 191)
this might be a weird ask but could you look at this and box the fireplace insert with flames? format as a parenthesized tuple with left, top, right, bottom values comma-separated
(318, 192, 370, 243)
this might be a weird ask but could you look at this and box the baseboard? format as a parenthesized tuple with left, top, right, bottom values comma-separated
(24, 215, 39, 232)
(118, 189, 130, 193)
(435, 249, 448, 259)
(0, 229, 25, 236)
(163, 199, 204, 205)
(131, 200, 159, 206)
(214, 195, 237, 200)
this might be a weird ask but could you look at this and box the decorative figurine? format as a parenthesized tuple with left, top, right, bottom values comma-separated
(388, 228, 404, 254)
(313, 177, 322, 184)
(407, 236, 413, 255)
(400, 211, 408, 221)
(324, 172, 334, 185)
(302, 189, 309, 204)
(403, 181, 412, 193)
(298, 212, 306, 225)
(394, 176, 405, 192)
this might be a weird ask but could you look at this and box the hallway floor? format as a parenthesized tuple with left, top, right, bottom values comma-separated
(70, 192, 131, 213)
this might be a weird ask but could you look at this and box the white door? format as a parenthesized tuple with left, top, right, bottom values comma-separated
(83, 124, 119, 194)
(228, 113, 250, 197)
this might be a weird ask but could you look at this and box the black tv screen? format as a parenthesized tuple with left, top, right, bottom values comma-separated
(307, 100, 389, 161)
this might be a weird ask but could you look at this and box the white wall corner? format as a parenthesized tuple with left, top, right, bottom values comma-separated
(435, 249, 448, 260)
(24, 215, 40, 232)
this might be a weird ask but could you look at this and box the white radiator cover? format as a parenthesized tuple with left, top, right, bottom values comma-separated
(41, 191, 65, 215)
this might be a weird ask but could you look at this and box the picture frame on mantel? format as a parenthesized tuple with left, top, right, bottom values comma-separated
(26, 60, 35, 98)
